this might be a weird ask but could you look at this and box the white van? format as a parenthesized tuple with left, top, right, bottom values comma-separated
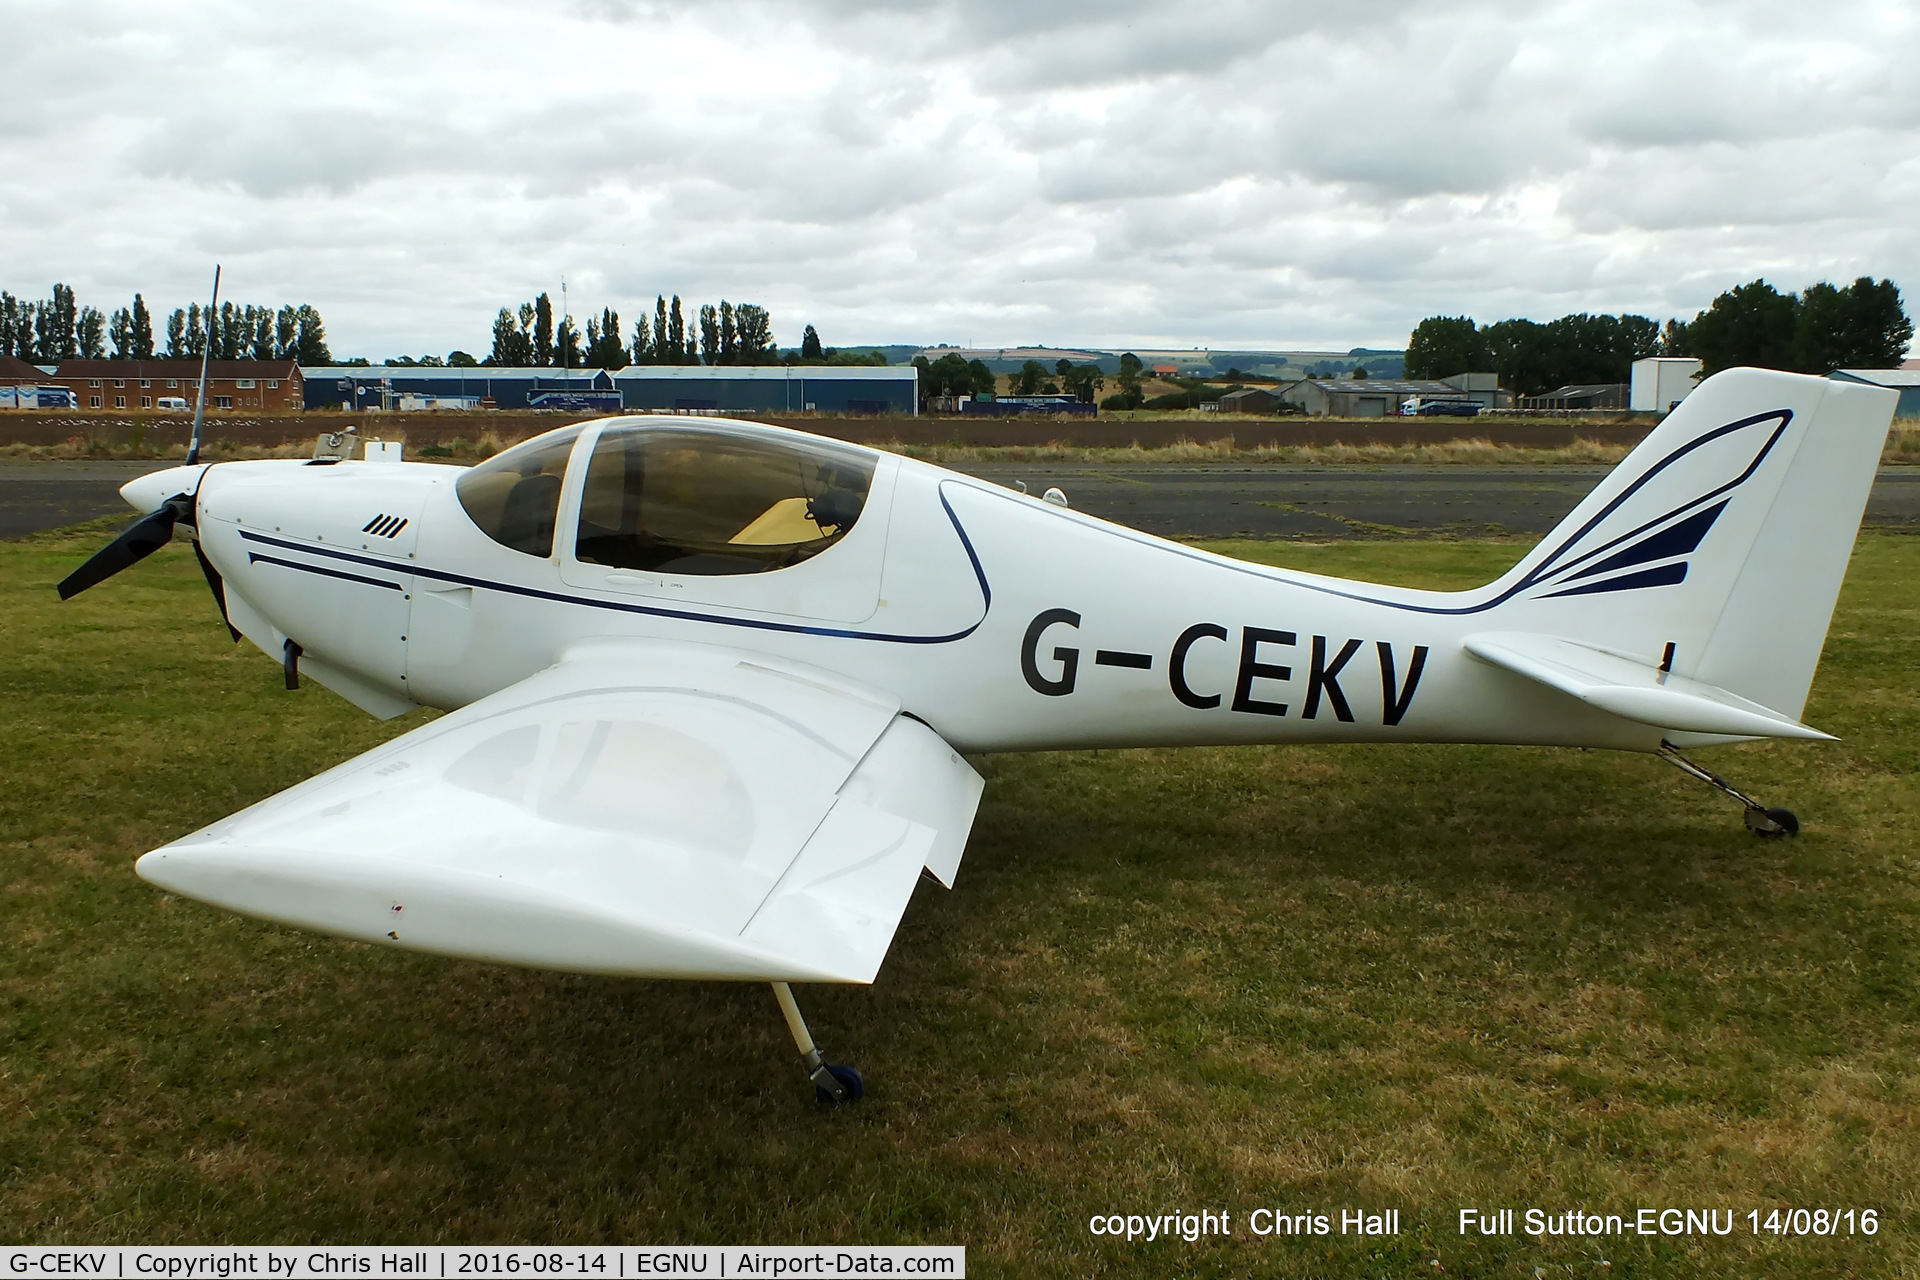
(155, 396, 190, 411)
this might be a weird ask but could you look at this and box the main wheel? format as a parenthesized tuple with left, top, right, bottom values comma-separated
(815, 1064, 864, 1104)
(1746, 806, 1799, 838)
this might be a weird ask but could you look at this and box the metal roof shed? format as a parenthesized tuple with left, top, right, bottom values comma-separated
(1831, 369, 1920, 418)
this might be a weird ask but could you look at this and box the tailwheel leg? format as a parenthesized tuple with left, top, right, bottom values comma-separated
(1658, 741, 1800, 839)
(771, 982, 864, 1105)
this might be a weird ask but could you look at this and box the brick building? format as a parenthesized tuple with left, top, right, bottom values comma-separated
(1, 353, 45, 382)
(47, 360, 303, 411)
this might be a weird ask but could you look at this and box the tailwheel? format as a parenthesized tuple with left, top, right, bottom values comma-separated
(1659, 742, 1801, 839)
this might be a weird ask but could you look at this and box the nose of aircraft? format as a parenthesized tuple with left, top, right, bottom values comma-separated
(120, 464, 209, 514)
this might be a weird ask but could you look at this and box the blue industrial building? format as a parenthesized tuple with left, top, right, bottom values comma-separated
(301, 364, 917, 415)
(611, 365, 915, 415)
(302, 367, 613, 411)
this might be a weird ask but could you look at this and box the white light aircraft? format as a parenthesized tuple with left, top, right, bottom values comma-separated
(61, 367, 1895, 1101)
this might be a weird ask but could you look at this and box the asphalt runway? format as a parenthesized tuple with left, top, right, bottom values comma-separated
(951, 463, 1920, 539)
(0, 461, 178, 540)
(6, 459, 1919, 542)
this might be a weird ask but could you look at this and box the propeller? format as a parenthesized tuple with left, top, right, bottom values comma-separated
(56, 493, 195, 600)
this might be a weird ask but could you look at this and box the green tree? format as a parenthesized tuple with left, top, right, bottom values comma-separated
(1012, 360, 1047, 394)
(0, 293, 19, 359)
(108, 307, 132, 359)
(733, 304, 775, 363)
(448, 350, 479, 367)
(77, 306, 105, 359)
(967, 359, 995, 397)
(553, 314, 581, 369)
(1660, 317, 1690, 357)
(1350, 365, 1368, 380)
(801, 324, 823, 360)
(1686, 280, 1798, 375)
(698, 303, 720, 364)
(921, 353, 975, 400)
(668, 296, 687, 364)
(1404, 315, 1488, 380)
(585, 308, 627, 369)
(275, 305, 299, 361)
(489, 308, 521, 365)
(533, 294, 556, 366)
(46, 284, 78, 361)
(165, 308, 187, 358)
(719, 301, 737, 365)
(292, 305, 331, 364)
(1793, 277, 1912, 372)
(911, 354, 932, 408)
(653, 296, 669, 365)
(130, 294, 154, 358)
(1061, 362, 1104, 403)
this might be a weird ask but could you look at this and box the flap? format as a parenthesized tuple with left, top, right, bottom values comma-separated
(138, 639, 982, 983)
(1462, 631, 1833, 741)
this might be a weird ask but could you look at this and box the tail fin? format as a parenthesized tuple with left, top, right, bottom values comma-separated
(1470, 368, 1893, 733)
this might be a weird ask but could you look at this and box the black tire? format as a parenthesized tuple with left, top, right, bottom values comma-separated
(815, 1064, 864, 1104)
(1747, 806, 1800, 838)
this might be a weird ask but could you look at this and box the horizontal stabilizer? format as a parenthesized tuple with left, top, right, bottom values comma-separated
(1462, 631, 1833, 741)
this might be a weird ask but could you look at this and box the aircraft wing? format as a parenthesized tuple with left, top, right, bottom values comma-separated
(1462, 631, 1833, 741)
(138, 639, 984, 983)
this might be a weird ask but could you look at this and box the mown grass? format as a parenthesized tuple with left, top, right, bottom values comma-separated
(2, 524, 1917, 1276)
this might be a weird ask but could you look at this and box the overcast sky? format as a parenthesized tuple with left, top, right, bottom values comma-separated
(3, 0, 1917, 357)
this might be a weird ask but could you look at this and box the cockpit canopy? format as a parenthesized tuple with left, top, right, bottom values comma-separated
(456, 422, 877, 574)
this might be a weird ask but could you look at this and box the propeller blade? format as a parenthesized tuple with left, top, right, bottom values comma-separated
(56, 493, 193, 600)
(191, 537, 242, 641)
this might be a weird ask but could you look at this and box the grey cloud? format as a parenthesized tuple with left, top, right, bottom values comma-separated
(3, 0, 1918, 355)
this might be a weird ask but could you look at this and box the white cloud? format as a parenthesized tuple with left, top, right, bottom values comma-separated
(1, 0, 1917, 355)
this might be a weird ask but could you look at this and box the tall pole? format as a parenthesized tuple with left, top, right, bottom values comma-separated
(185, 265, 220, 466)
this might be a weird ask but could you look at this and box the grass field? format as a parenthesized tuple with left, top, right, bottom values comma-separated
(2, 522, 1916, 1276)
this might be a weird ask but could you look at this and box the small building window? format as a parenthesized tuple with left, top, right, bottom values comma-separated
(140, 379, 151, 388)
(140, 396, 152, 408)
(236, 378, 256, 389)
(114, 396, 126, 408)
(167, 379, 179, 388)
(214, 395, 232, 409)
(114, 379, 125, 388)
(90, 396, 102, 408)
(89, 379, 101, 387)
(267, 379, 279, 389)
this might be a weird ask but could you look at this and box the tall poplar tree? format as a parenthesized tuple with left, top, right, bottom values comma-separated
(668, 296, 687, 364)
(698, 304, 719, 364)
(533, 293, 554, 366)
(131, 294, 154, 358)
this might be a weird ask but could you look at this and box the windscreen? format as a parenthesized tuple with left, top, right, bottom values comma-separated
(454, 427, 585, 557)
(574, 426, 875, 576)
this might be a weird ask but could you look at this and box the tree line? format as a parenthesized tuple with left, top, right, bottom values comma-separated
(1, 283, 332, 365)
(913, 353, 1117, 407)
(1406, 277, 1911, 396)
(488, 293, 776, 369)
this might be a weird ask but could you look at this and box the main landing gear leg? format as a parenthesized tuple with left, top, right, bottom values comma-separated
(1657, 741, 1799, 838)
(771, 982, 864, 1105)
